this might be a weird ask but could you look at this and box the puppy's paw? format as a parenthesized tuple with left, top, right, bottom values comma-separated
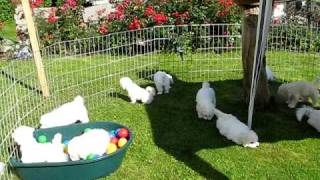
(244, 142, 259, 148)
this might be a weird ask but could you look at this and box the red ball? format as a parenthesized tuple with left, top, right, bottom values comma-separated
(110, 137, 119, 144)
(117, 128, 129, 138)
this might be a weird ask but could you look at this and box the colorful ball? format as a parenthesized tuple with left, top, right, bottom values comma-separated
(117, 128, 129, 138)
(110, 130, 116, 137)
(63, 145, 68, 153)
(37, 135, 47, 143)
(86, 153, 96, 160)
(118, 138, 128, 148)
(115, 129, 120, 135)
(111, 137, 119, 144)
(84, 128, 92, 133)
(63, 140, 69, 145)
(107, 143, 117, 154)
(93, 154, 101, 160)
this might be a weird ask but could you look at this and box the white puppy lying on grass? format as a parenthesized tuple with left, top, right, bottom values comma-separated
(296, 106, 320, 132)
(153, 71, 174, 94)
(12, 126, 68, 163)
(67, 129, 110, 161)
(214, 108, 259, 148)
(120, 77, 156, 104)
(196, 82, 216, 120)
(277, 81, 319, 108)
(40, 96, 89, 129)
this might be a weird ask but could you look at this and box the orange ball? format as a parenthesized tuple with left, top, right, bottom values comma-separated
(118, 138, 127, 148)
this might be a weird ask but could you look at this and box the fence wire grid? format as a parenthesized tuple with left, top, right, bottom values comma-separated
(0, 24, 319, 179)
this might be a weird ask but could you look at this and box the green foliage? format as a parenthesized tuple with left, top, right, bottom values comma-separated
(268, 25, 320, 52)
(35, 0, 241, 46)
(0, 0, 14, 21)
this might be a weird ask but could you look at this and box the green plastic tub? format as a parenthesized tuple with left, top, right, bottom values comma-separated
(10, 122, 133, 180)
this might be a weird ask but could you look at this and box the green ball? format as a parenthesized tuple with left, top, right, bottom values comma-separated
(37, 135, 47, 143)
(84, 128, 91, 133)
(86, 153, 95, 160)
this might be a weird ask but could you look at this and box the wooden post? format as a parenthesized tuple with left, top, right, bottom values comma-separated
(20, 0, 50, 97)
(239, 1, 270, 109)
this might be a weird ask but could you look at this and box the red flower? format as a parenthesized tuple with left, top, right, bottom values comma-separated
(115, 10, 124, 20)
(128, 16, 141, 30)
(172, 11, 180, 18)
(108, 9, 124, 21)
(66, 0, 77, 9)
(30, 0, 43, 9)
(152, 13, 168, 25)
(218, 0, 234, 8)
(115, 4, 124, 12)
(60, 3, 69, 12)
(181, 11, 189, 19)
(218, 10, 228, 17)
(144, 6, 156, 17)
(48, 15, 58, 23)
(98, 25, 108, 35)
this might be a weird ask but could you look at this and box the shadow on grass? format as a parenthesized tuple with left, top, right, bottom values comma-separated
(116, 71, 319, 179)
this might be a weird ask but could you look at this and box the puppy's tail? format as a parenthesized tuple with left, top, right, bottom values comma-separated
(213, 108, 226, 118)
(166, 74, 174, 84)
(296, 106, 313, 122)
(74, 95, 85, 104)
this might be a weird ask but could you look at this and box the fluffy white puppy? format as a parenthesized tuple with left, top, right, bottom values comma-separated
(277, 81, 319, 108)
(214, 108, 259, 148)
(266, 66, 275, 81)
(153, 71, 174, 94)
(12, 126, 68, 163)
(40, 96, 89, 129)
(196, 82, 216, 120)
(67, 129, 110, 161)
(296, 106, 320, 132)
(120, 77, 156, 104)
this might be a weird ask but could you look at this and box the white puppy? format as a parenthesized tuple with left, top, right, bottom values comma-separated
(266, 66, 275, 81)
(296, 106, 320, 132)
(153, 71, 174, 94)
(196, 82, 216, 120)
(40, 96, 89, 129)
(277, 81, 319, 108)
(120, 77, 156, 104)
(12, 126, 68, 163)
(67, 129, 110, 161)
(214, 108, 259, 148)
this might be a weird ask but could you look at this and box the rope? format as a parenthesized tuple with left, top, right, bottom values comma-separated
(247, 0, 273, 129)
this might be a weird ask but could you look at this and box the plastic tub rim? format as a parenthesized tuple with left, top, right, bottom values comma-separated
(10, 122, 133, 168)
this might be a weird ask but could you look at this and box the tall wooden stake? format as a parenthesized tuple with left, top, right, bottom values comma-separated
(241, 4, 270, 109)
(20, 0, 50, 97)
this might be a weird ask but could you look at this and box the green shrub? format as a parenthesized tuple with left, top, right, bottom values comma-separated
(0, 0, 14, 21)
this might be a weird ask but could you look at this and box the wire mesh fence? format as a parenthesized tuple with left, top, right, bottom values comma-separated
(0, 24, 319, 179)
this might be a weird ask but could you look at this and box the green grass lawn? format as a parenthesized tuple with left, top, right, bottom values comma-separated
(1, 50, 320, 179)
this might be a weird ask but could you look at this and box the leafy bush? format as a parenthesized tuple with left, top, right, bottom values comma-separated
(268, 25, 320, 52)
(0, 0, 14, 21)
(34, 0, 241, 47)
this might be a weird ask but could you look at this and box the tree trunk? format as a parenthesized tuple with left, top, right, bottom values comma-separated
(241, 6, 270, 109)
